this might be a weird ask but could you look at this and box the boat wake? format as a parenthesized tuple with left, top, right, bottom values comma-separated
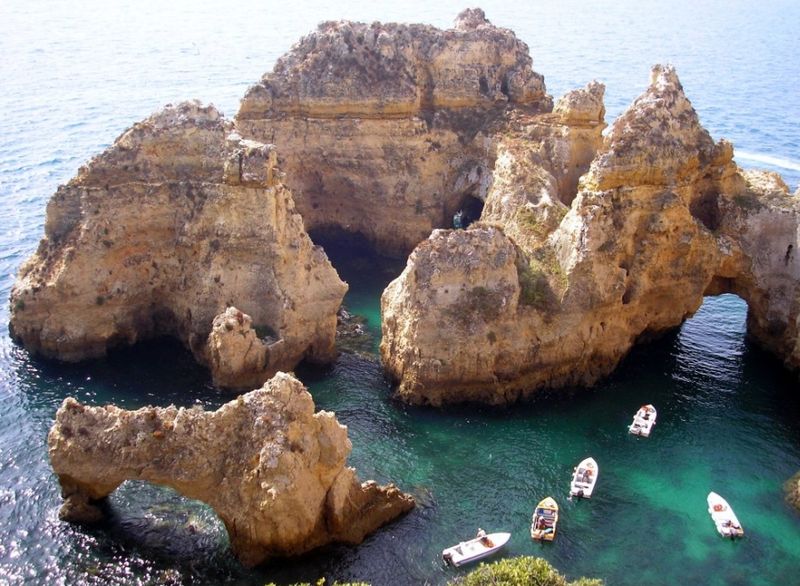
(735, 150, 800, 174)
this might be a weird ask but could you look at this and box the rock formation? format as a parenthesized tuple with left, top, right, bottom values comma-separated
(236, 8, 552, 257)
(48, 372, 414, 566)
(9, 10, 799, 405)
(9, 102, 346, 387)
(382, 65, 800, 405)
(786, 471, 800, 512)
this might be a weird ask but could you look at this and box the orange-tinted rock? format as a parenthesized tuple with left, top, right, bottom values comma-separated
(382, 65, 800, 405)
(9, 102, 346, 384)
(48, 372, 414, 566)
(236, 9, 552, 256)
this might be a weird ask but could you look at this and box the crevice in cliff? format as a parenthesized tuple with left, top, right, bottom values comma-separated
(690, 189, 722, 232)
(418, 65, 435, 129)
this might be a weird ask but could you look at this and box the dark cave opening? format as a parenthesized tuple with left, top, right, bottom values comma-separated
(451, 193, 485, 229)
(308, 226, 407, 287)
(689, 190, 722, 231)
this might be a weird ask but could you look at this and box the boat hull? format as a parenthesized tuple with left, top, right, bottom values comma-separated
(570, 457, 598, 498)
(629, 405, 657, 437)
(531, 497, 558, 541)
(442, 532, 511, 567)
(707, 492, 744, 538)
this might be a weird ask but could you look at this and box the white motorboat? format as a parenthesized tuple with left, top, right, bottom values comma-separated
(442, 530, 511, 567)
(707, 492, 744, 538)
(629, 404, 657, 437)
(570, 457, 598, 498)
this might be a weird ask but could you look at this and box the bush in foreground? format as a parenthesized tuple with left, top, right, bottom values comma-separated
(449, 556, 603, 586)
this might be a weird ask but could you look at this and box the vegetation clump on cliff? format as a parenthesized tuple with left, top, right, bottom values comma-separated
(450, 556, 602, 586)
(268, 556, 602, 586)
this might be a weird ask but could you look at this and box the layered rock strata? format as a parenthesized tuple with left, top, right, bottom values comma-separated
(10, 10, 799, 406)
(9, 102, 346, 386)
(382, 65, 800, 405)
(236, 8, 552, 257)
(48, 372, 414, 566)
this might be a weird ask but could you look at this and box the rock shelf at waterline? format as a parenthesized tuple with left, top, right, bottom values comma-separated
(9, 8, 800, 406)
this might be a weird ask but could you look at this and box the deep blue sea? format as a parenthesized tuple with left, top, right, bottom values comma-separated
(1, 1, 799, 585)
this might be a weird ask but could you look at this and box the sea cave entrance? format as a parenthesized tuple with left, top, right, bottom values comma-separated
(450, 192, 485, 230)
(673, 293, 748, 382)
(308, 226, 409, 353)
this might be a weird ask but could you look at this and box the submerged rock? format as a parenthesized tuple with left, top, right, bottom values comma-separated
(9, 102, 346, 387)
(48, 372, 414, 567)
(382, 65, 800, 405)
(786, 471, 800, 512)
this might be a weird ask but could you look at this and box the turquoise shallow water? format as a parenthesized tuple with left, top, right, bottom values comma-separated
(1, 1, 799, 584)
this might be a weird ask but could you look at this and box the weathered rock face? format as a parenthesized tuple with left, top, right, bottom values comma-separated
(9, 102, 346, 385)
(382, 65, 800, 405)
(48, 372, 414, 566)
(236, 8, 552, 257)
(786, 471, 800, 512)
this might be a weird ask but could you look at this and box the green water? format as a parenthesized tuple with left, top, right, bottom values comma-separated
(2, 240, 799, 585)
(292, 241, 800, 586)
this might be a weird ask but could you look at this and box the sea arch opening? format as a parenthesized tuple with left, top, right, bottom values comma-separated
(103, 480, 228, 562)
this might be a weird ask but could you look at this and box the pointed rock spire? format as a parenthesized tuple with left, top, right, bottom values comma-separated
(586, 64, 730, 190)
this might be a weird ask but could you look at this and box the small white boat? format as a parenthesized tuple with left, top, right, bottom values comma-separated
(707, 492, 744, 538)
(442, 530, 511, 567)
(570, 457, 598, 498)
(629, 404, 657, 437)
(530, 497, 559, 541)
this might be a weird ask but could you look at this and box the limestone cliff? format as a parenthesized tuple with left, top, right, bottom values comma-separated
(236, 8, 552, 257)
(382, 65, 800, 405)
(9, 102, 346, 386)
(48, 372, 414, 567)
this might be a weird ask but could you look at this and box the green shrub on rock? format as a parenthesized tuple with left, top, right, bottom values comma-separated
(448, 556, 602, 586)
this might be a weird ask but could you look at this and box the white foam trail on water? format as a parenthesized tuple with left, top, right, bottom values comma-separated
(735, 150, 800, 173)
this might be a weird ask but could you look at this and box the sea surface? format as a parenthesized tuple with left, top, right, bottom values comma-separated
(1, 1, 799, 585)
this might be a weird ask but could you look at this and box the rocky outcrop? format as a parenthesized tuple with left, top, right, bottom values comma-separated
(48, 372, 414, 567)
(10, 11, 799, 405)
(9, 102, 346, 385)
(382, 65, 800, 405)
(205, 306, 283, 389)
(786, 471, 800, 512)
(236, 8, 552, 256)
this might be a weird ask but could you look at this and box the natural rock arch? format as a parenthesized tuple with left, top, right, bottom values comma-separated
(48, 372, 414, 567)
(381, 66, 800, 405)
